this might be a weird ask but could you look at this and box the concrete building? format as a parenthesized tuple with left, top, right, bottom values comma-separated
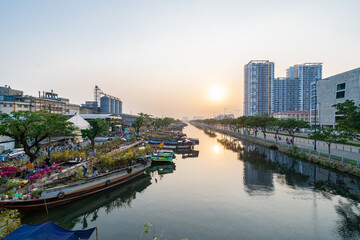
(244, 60, 274, 116)
(286, 63, 322, 111)
(214, 114, 235, 120)
(0, 87, 80, 115)
(80, 101, 98, 114)
(317, 67, 360, 128)
(0, 86, 23, 97)
(271, 110, 310, 122)
(271, 77, 301, 113)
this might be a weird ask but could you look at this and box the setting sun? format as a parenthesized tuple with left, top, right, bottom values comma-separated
(209, 85, 225, 101)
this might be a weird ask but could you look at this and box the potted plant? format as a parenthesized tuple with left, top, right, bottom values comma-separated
(31, 189, 43, 199)
(6, 189, 15, 200)
(7, 179, 20, 189)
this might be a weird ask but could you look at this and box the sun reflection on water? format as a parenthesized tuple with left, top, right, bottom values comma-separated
(214, 145, 221, 154)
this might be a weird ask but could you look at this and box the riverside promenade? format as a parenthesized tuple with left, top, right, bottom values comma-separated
(193, 123, 360, 162)
(258, 132, 360, 160)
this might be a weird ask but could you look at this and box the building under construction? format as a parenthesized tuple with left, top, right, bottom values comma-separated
(80, 86, 122, 115)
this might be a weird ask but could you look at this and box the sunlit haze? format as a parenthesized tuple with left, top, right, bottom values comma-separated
(1, 0, 359, 118)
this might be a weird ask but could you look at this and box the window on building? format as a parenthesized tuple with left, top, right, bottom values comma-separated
(336, 83, 346, 99)
(337, 83, 346, 90)
(336, 91, 345, 99)
(17, 104, 22, 107)
(335, 116, 343, 122)
(9, 104, 13, 107)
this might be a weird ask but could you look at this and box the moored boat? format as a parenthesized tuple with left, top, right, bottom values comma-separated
(0, 160, 151, 212)
(149, 149, 175, 163)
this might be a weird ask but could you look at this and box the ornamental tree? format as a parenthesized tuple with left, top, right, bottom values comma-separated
(246, 116, 262, 138)
(131, 117, 145, 134)
(332, 100, 360, 140)
(258, 114, 275, 139)
(278, 118, 309, 144)
(0, 111, 75, 163)
(310, 128, 347, 154)
(81, 118, 109, 149)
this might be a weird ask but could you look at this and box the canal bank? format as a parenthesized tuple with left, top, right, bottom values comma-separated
(191, 122, 360, 178)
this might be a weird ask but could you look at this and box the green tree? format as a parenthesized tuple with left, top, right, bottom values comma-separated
(81, 119, 109, 149)
(138, 113, 153, 130)
(131, 117, 145, 134)
(0, 209, 21, 238)
(246, 116, 262, 137)
(310, 128, 347, 154)
(0, 111, 74, 162)
(270, 119, 281, 143)
(278, 118, 309, 144)
(332, 100, 360, 140)
(109, 119, 123, 133)
(258, 115, 275, 139)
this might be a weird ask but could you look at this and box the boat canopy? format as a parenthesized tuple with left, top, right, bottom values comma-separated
(1, 221, 95, 240)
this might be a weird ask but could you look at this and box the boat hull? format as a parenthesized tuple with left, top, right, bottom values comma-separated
(150, 156, 173, 162)
(0, 163, 150, 212)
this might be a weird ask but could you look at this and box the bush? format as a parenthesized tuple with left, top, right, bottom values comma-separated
(0, 209, 21, 238)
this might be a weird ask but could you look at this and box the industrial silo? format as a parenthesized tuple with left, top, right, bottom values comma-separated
(100, 96, 111, 113)
(115, 99, 119, 114)
(119, 100, 123, 114)
(111, 98, 115, 114)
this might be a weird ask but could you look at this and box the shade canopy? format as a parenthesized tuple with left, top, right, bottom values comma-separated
(67, 114, 90, 130)
(2, 221, 95, 240)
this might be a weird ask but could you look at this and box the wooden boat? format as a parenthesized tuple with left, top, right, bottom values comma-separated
(148, 140, 193, 150)
(150, 150, 175, 163)
(0, 161, 151, 212)
(150, 155, 173, 163)
(157, 150, 175, 158)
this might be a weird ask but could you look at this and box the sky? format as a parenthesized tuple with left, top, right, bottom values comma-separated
(1, 0, 359, 119)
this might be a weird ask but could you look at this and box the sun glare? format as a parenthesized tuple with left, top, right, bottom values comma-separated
(209, 85, 225, 101)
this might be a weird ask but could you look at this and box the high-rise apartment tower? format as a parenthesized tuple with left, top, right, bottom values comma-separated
(244, 60, 274, 116)
(286, 63, 322, 111)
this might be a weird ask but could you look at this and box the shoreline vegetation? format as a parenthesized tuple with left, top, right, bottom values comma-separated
(191, 122, 360, 178)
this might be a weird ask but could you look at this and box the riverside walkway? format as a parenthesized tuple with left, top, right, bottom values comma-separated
(258, 132, 360, 160)
(195, 123, 360, 161)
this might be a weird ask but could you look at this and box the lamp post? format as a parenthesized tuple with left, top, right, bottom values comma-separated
(314, 80, 317, 151)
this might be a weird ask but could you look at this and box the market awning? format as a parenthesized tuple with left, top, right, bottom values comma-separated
(1, 221, 96, 240)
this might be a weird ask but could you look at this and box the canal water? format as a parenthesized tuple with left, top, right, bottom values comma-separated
(24, 125, 360, 240)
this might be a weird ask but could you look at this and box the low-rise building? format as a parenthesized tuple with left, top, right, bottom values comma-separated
(271, 110, 310, 122)
(0, 87, 80, 115)
(317, 67, 360, 128)
(214, 114, 235, 120)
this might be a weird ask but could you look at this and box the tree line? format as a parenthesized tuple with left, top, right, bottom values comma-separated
(193, 100, 360, 155)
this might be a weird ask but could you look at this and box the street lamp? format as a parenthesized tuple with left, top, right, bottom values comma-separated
(314, 79, 318, 151)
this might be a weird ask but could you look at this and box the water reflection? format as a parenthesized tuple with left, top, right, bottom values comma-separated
(214, 145, 221, 154)
(174, 149, 199, 159)
(335, 200, 360, 240)
(233, 140, 360, 201)
(216, 134, 360, 239)
(23, 175, 152, 229)
(146, 162, 176, 176)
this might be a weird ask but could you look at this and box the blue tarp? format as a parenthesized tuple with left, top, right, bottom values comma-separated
(2, 221, 95, 240)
